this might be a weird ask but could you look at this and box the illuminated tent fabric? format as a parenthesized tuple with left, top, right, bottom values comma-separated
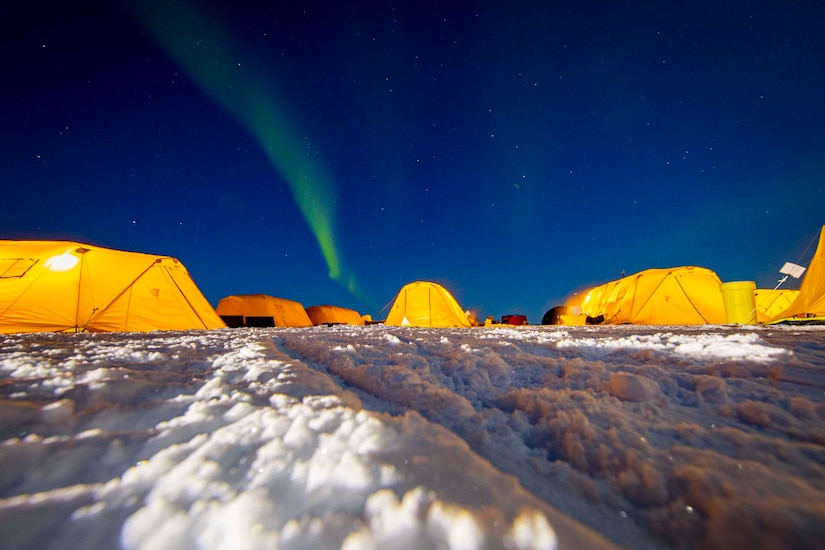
(216, 294, 312, 327)
(754, 289, 799, 324)
(571, 266, 727, 325)
(0, 240, 225, 334)
(305, 305, 364, 326)
(384, 281, 471, 327)
(769, 226, 825, 322)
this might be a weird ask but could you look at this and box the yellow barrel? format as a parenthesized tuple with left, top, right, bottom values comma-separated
(560, 314, 587, 326)
(720, 281, 757, 324)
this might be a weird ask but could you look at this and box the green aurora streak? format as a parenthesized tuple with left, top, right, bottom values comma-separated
(122, 0, 359, 297)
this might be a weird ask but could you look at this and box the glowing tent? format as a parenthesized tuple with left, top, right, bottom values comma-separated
(384, 281, 472, 327)
(305, 305, 364, 326)
(0, 240, 225, 333)
(754, 289, 799, 324)
(216, 294, 312, 327)
(570, 266, 727, 325)
(769, 226, 825, 322)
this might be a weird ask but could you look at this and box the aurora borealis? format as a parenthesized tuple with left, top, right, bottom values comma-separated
(123, 0, 356, 296)
(2, 0, 824, 322)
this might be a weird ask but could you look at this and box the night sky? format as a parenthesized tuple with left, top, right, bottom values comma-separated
(3, 0, 824, 323)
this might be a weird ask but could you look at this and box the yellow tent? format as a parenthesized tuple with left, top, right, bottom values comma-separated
(0, 240, 225, 333)
(216, 294, 312, 327)
(754, 288, 799, 323)
(384, 281, 472, 327)
(306, 304, 364, 326)
(572, 266, 727, 325)
(769, 226, 825, 322)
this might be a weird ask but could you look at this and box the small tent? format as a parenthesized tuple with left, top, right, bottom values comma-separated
(216, 294, 312, 327)
(0, 240, 225, 333)
(306, 304, 364, 326)
(769, 225, 825, 322)
(384, 281, 472, 327)
(571, 266, 727, 325)
(754, 289, 799, 324)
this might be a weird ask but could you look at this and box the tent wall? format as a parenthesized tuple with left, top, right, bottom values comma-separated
(216, 294, 312, 327)
(0, 240, 225, 333)
(384, 281, 471, 327)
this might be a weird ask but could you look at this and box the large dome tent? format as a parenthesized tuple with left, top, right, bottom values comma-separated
(0, 240, 225, 333)
(569, 266, 727, 325)
(384, 281, 472, 328)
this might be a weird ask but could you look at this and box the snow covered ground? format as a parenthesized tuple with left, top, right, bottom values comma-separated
(1, 324, 823, 549)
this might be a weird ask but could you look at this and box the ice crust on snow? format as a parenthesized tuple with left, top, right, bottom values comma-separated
(0, 324, 823, 550)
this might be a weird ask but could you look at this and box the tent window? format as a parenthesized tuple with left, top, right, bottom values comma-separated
(220, 315, 245, 328)
(0, 258, 38, 278)
(219, 315, 277, 328)
(245, 316, 275, 328)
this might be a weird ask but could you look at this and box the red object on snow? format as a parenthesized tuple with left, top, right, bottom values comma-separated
(501, 314, 527, 326)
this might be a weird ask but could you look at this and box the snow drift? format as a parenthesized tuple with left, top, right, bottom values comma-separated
(0, 324, 823, 549)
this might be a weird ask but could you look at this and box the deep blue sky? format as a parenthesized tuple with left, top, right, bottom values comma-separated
(3, 0, 824, 323)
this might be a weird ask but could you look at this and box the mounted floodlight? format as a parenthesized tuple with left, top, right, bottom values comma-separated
(779, 262, 806, 279)
(44, 251, 80, 272)
(775, 261, 806, 289)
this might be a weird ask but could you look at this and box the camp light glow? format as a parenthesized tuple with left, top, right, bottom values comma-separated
(123, 0, 354, 293)
(44, 251, 79, 272)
